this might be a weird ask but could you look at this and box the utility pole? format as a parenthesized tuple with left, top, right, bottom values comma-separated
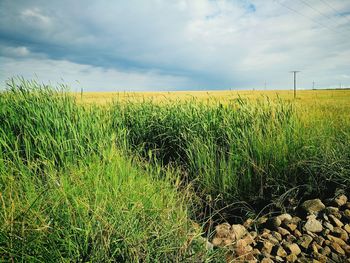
(264, 81, 267, 90)
(290, 71, 300, 99)
(312, 81, 315, 90)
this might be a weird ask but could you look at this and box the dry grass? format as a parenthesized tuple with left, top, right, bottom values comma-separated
(74, 89, 350, 106)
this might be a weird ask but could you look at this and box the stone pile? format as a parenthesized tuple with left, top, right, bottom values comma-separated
(210, 194, 350, 262)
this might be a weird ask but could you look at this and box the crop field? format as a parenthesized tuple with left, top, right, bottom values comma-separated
(1, 79, 350, 262)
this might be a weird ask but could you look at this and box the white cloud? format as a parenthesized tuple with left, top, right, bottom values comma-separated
(0, 0, 349, 90)
(0, 56, 193, 91)
(1, 46, 30, 57)
(20, 7, 52, 29)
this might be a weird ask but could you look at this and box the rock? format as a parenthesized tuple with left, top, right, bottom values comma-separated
(285, 234, 297, 243)
(260, 228, 271, 237)
(277, 227, 290, 236)
(330, 242, 345, 255)
(311, 241, 319, 253)
(284, 243, 301, 256)
(301, 199, 325, 214)
(258, 240, 274, 255)
(329, 214, 344, 227)
(252, 248, 261, 256)
(321, 228, 330, 236)
(297, 255, 311, 263)
(257, 216, 268, 226)
(323, 221, 334, 231)
(327, 206, 341, 215)
(311, 252, 327, 263)
(322, 213, 329, 221)
(215, 223, 231, 238)
(231, 224, 247, 240)
(252, 248, 261, 257)
(250, 231, 258, 239)
(277, 213, 293, 222)
(293, 229, 302, 238)
(344, 209, 350, 220)
(242, 233, 256, 246)
(283, 220, 298, 232)
(330, 252, 341, 263)
(212, 237, 223, 247)
(267, 217, 281, 229)
(334, 194, 347, 207)
(291, 216, 301, 224)
(270, 236, 281, 246)
(306, 230, 317, 238)
(327, 234, 346, 246)
(244, 218, 254, 229)
(275, 255, 284, 262)
(275, 256, 284, 262)
(346, 202, 350, 209)
(234, 239, 253, 257)
(314, 235, 325, 246)
(326, 206, 340, 217)
(271, 231, 282, 241)
(332, 226, 348, 241)
(320, 246, 331, 256)
(304, 215, 323, 233)
(342, 244, 350, 255)
(223, 238, 233, 246)
(344, 224, 350, 234)
(298, 234, 313, 249)
(273, 245, 287, 258)
(285, 254, 297, 262)
(261, 258, 274, 263)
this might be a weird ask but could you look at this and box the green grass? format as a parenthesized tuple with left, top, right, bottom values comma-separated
(1, 78, 349, 261)
(111, 97, 350, 203)
(0, 79, 213, 262)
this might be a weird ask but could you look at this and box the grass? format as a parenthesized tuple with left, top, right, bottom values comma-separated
(74, 89, 350, 106)
(0, 79, 213, 262)
(1, 78, 350, 261)
(110, 95, 350, 203)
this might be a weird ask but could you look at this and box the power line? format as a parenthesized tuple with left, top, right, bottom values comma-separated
(274, 0, 339, 33)
(298, 0, 337, 24)
(298, 0, 350, 31)
(319, 0, 350, 24)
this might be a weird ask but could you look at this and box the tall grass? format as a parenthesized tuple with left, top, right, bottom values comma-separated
(0, 79, 210, 262)
(1, 78, 349, 261)
(111, 96, 350, 204)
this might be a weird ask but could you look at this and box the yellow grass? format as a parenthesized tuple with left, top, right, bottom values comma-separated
(74, 89, 348, 104)
(74, 89, 350, 126)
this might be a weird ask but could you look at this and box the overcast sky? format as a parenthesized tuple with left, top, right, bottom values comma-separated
(1, 0, 349, 91)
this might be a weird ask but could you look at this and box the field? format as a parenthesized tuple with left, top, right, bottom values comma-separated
(1, 79, 350, 262)
(74, 89, 350, 105)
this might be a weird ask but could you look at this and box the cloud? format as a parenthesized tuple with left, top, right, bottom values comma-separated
(0, 0, 349, 90)
(0, 56, 193, 91)
(21, 7, 52, 27)
(0, 45, 30, 57)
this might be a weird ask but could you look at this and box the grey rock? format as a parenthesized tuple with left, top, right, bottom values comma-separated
(333, 194, 348, 207)
(304, 215, 323, 233)
(301, 199, 325, 214)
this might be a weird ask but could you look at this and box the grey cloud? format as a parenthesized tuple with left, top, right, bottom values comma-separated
(0, 0, 349, 90)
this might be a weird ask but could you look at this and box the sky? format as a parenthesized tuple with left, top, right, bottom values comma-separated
(1, 0, 349, 91)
